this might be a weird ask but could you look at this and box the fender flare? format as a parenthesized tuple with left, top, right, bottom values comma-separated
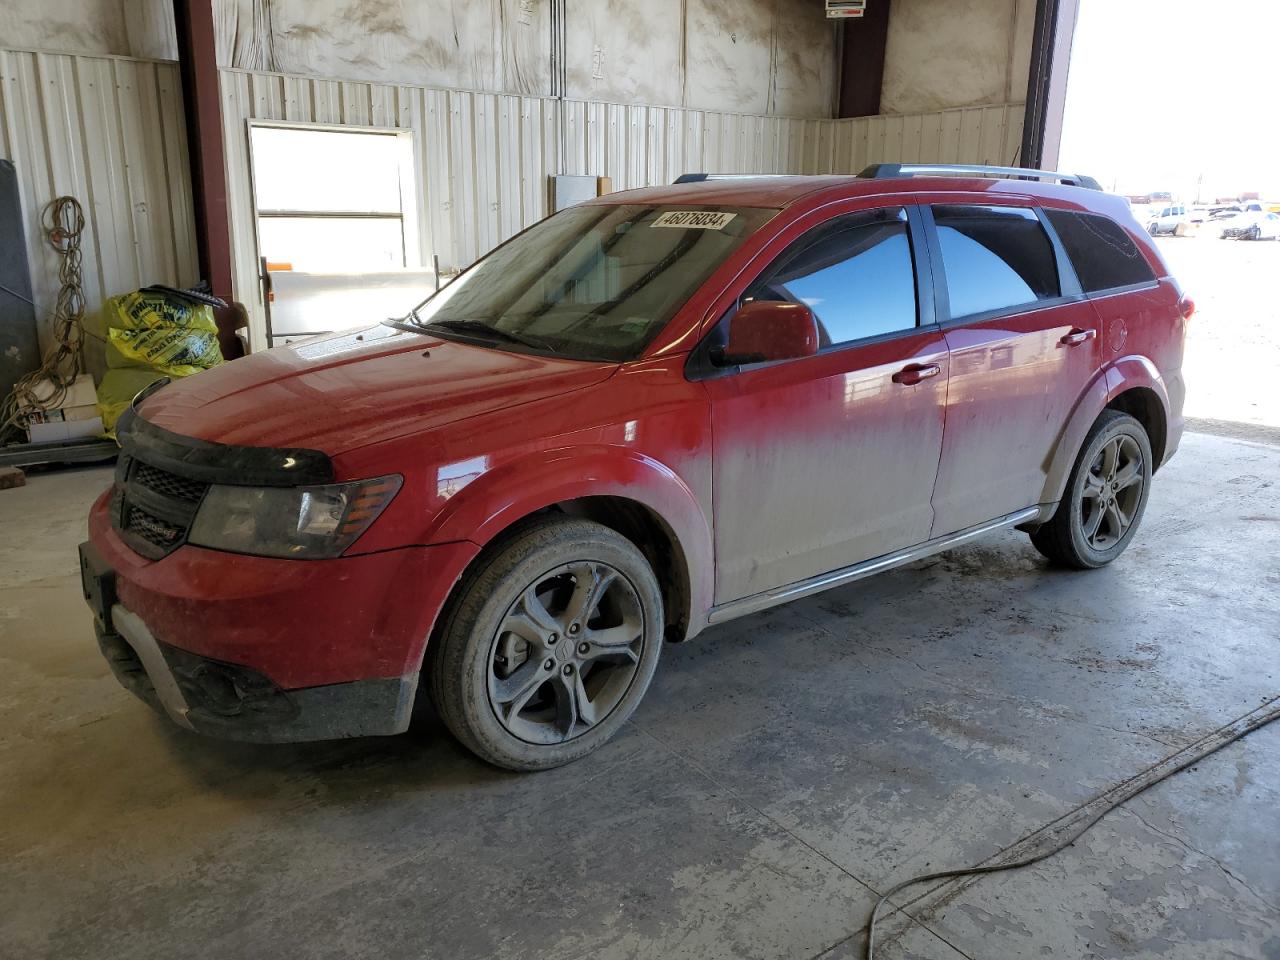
(1038, 356, 1171, 507)
(425, 445, 715, 640)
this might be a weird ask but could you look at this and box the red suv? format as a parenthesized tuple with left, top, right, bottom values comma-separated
(80, 164, 1191, 770)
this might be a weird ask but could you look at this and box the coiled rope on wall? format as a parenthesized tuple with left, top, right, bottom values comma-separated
(1, 196, 88, 439)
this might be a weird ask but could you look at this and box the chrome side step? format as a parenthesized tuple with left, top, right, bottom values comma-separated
(707, 507, 1042, 625)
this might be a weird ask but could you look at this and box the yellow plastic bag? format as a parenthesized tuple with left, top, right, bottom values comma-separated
(104, 289, 223, 377)
(96, 367, 168, 437)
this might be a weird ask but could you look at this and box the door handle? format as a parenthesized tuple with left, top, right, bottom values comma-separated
(892, 363, 941, 386)
(1060, 328, 1097, 346)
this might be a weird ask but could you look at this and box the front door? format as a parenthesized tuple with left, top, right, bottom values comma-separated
(703, 206, 949, 604)
(924, 203, 1101, 536)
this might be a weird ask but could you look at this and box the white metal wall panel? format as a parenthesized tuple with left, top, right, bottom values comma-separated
(218, 66, 1027, 348)
(4, 50, 1026, 355)
(0, 49, 197, 352)
(825, 102, 1025, 174)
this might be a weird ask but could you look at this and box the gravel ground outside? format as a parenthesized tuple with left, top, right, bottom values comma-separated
(1157, 235, 1280, 439)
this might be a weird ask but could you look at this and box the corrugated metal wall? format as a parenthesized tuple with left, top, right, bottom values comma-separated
(1, 48, 1024, 355)
(827, 103, 1026, 173)
(219, 66, 834, 349)
(220, 67, 1025, 350)
(0, 49, 197, 351)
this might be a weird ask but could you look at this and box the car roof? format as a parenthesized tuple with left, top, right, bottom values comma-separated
(585, 174, 1122, 213)
(585, 176, 859, 207)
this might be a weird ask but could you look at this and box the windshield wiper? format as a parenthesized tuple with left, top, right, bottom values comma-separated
(420, 318, 550, 351)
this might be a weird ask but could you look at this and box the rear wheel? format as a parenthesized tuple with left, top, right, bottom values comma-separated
(1030, 410, 1153, 569)
(429, 516, 663, 771)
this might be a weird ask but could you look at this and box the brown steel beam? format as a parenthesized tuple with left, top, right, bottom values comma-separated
(836, 0, 892, 119)
(1021, 0, 1079, 169)
(172, 0, 233, 303)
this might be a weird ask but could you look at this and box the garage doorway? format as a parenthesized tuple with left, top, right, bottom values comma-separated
(247, 123, 434, 346)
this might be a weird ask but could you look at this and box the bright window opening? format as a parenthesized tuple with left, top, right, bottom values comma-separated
(248, 124, 434, 347)
(250, 126, 412, 272)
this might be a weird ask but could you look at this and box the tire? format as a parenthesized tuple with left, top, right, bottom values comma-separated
(1030, 410, 1154, 569)
(1147, 222, 1160, 236)
(429, 516, 663, 771)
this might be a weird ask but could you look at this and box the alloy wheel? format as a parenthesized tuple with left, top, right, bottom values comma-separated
(1080, 434, 1145, 550)
(487, 560, 644, 744)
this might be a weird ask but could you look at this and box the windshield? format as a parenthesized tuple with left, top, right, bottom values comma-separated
(401, 203, 778, 361)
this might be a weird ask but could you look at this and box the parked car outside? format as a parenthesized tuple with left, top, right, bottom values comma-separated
(1145, 203, 1190, 235)
(1220, 210, 1280, 240)
(80, 168, 1192, 770)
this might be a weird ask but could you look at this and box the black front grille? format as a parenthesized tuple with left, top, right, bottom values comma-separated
(133, 462, 208, 503)
(111, 454, 210, 559)
(125, 505, 185, 549)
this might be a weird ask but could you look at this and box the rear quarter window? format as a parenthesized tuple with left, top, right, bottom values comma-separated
(1044, 210, 1157, 293)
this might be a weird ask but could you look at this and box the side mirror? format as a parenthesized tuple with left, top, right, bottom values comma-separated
(718, 300, 820, 366)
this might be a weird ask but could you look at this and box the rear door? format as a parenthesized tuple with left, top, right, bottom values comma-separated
(702, 205, 948, 603)
(1042, 206, 1170, 438)
(925, 202, 1101, 536)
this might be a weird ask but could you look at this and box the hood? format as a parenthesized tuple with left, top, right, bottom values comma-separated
(138, 325, 617, 453)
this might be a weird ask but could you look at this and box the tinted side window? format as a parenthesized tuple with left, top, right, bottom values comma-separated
(745, 207, 917, 347)
(932, 205, 1061, 319)
(1045, 210, 1157, 293)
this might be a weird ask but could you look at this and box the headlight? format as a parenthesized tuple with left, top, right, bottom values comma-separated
(188, 475, 402, 559)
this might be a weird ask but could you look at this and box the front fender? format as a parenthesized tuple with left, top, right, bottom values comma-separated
(426, 445, 715, 639)
(1038, 355, 1174, 507)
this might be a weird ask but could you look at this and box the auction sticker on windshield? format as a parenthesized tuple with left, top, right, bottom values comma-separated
(651, 211, 738, 229)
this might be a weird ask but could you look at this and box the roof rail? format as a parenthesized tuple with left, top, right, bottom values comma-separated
(673, 173, 794, 183)
(858, 163, 1102, 191)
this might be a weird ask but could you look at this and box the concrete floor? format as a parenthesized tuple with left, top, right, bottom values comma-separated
(2, 431, 1278, 960)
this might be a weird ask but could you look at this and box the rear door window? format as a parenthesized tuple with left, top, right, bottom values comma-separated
(1044, 210, 1157, 293)
(931, 205, 1061, 320)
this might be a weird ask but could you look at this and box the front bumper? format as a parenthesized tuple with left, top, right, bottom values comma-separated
(82, 489, 480, 742)
(94, 602, 416, 742)
(87, 490, 478, 689)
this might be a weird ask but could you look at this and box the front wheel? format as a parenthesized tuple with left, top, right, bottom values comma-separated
(429, 516, 664, 771)
(1030, 410, 1153, 569)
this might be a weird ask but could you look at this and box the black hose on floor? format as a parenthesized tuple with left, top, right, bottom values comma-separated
(865, 695, 1280, 959)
